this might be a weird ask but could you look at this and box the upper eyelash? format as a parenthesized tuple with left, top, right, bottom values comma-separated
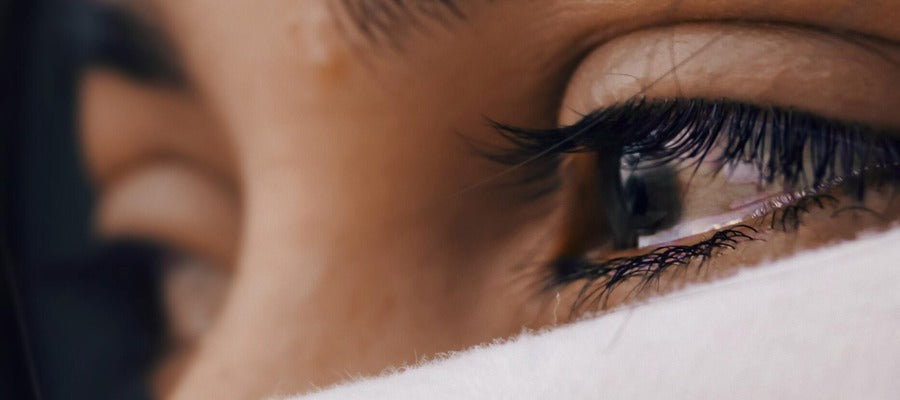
(490, 98, 900, 196)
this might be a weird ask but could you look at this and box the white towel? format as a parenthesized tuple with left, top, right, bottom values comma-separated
(287, 228, 900, 400)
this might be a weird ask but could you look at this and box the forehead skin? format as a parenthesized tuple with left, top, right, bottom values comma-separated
(112, 0, 900, 398)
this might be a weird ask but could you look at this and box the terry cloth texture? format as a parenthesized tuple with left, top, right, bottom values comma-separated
(286, 228, 900, 400)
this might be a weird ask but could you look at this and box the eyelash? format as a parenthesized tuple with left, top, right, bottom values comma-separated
(489, 98, 900, 308)
(492, 98, 900, 190)
(554, 225, 758, 312)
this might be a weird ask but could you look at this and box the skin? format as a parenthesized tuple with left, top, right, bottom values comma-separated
(78, 0, 900, 398)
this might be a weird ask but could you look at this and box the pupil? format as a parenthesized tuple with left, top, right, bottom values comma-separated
(624, 175, 649, 216)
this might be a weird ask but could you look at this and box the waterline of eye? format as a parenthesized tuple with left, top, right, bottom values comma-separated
(637, 212, 747, 248)
(636, 185, 837, 248)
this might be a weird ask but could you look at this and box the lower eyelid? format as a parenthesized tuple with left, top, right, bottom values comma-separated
(549, 176, 900, 313)
(637, 178, 842, 248)
(550, 225, 760, 312)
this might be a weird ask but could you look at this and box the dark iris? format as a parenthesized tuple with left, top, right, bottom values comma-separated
(597, 151, 683, 249)
(621, 165, 681, 238)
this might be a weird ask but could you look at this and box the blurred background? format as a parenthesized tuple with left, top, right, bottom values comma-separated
(3, 0, 165, 398)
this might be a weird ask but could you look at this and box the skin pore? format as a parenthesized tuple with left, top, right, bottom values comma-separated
(78, 0, 900, 398)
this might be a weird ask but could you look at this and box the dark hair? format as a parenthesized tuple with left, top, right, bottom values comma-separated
(2, 1, 165, 399)
(1, 0, 42, 397)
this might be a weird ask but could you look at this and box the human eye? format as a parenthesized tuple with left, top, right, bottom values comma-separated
(487, 24, 900, 313)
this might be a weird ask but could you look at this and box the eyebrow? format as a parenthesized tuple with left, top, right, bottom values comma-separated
(76, 2, 184, 85)
(336, 0, 474, 46)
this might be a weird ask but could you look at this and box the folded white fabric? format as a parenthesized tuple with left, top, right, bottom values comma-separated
(287, 229, 900, 400)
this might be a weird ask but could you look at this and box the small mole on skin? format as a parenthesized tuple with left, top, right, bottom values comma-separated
(316, 50, 351, 86)
(285, 6, 352, 87)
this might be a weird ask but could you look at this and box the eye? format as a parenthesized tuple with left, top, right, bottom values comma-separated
(599, 98, 898, 249)
(487, 23, 900, 312)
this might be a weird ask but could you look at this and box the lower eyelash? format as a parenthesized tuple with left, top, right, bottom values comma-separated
(551, 225, 758, 314)
(549, 191, 881, 314)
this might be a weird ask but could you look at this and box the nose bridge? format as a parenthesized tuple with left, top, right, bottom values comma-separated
(152, 0, 351, 148)
(149, 4, 557, 396)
